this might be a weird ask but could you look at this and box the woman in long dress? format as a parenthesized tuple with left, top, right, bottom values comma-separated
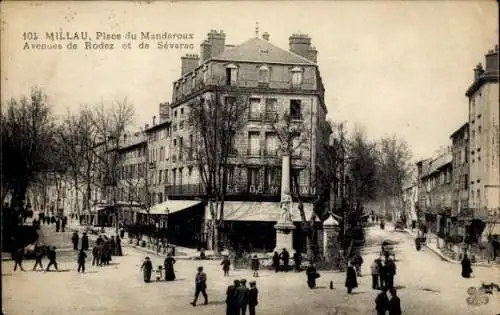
(164, 254, 176, 281)
(141, 257, 153, 282)
(345, 261, 358, 294)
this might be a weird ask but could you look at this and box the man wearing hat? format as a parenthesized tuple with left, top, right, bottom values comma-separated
(226, 279, 240, 315)
(236, 279, 250, 315)
(248, 280, 259, 315)
(191, 266, 208, 306)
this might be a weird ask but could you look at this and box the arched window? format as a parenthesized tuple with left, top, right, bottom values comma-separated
(291, 67, 303, 88)
(258, 65, 270, 83)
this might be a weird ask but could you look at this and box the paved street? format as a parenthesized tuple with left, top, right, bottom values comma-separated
(3, 226, 499, 315)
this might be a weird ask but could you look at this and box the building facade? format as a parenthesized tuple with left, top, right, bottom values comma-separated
(417, 151, 453, 236)
(466, 45, 500, 240)
(140, 30, 331, 251)
(450, 123, 470, 237)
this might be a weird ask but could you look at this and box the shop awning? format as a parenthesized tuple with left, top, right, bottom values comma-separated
(144, 200, 203, 215)
(90, 205, 108, 214)
(223, 201, 317, 222)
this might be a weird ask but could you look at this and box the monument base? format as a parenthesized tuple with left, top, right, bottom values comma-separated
(274, 222, 296, 254)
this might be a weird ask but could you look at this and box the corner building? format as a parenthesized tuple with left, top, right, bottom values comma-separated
(149, 30, 330, 251)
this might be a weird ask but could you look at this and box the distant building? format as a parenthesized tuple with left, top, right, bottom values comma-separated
(465, 45, 500, 240)
(450, 123, 470, 237)
(416, 150, 453, 236)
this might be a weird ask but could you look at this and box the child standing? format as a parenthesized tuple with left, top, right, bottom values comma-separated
(77, 249, 87, 273)
(220, 255, 231, 277)
(248, 281, 259, 315)
(251, 255, 260, 277)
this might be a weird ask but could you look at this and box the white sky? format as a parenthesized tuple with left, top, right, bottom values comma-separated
(1, 1, 498, 161)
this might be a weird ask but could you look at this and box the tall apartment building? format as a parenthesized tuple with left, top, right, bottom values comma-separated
(116, 132, 147, 225)
(450, 123, 470, 237)
(465, 45, 500, 239)
(416, 151, 453, 235)
(143, 30, 330, 251)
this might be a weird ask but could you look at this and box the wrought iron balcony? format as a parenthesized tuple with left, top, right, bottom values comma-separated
(248, 112, 262, 121)
(263, 112, 278, 122)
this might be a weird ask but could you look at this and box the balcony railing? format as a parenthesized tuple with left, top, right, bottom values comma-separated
(248, 112, 262, 121)
(263, 112, 278, 122)
(264, 149, 278, 157)
(165, 184, 205, 196)
(247, 148, 262, 156)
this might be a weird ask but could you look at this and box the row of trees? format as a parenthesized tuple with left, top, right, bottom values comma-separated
(2, 87, 412, 260)
(2, 87, 136, 228)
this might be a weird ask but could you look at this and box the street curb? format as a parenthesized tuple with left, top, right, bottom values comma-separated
(399, 229, 495, 267)
(124, 243, 220, 261)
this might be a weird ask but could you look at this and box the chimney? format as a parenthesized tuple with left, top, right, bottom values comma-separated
(289, 33, 312, 60)
(200, 40, 212, 62)
(181, 54, 199, 75)
(207, 30, 226, 58)
(262, 32, 270, 41)
(485, 46, 499, 74)
(159, 102, 171, 122)
(307, 46, 318, 63)
(152, 115, 156, 126)
(474, 63, 484, 81)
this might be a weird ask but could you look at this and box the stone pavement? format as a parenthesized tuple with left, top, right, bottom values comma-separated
(3, 225, 499, 315)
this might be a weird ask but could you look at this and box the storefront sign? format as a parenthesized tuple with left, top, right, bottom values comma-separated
(226, 184, 316, 195)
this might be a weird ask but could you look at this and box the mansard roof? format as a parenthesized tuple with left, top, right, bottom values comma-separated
(211, 37, 316, 66)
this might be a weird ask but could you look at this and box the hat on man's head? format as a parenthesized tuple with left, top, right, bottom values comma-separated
(249, 280, 256, 285)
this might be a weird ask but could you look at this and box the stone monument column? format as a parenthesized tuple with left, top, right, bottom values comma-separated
(274, 153, 296, 254)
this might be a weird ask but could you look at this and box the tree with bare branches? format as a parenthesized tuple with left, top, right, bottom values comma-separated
(188, 89, 249, 254)
(1, 87, 59, 211)
(87, 99, 135, 233)
(375, 135, 413, 224)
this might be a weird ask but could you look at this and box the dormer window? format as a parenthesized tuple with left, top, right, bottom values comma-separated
(291, 67, 303, 88)
(258, 65, 270, 83)
(225, 64, 238, 86)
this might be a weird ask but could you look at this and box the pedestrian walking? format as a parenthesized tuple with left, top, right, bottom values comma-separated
(62, 216, 67, 232)
(388, 288, 402, 315)
(371, 259, 380, 290)
(115, 235, 122, 256)
(190, 266, 208, 306)
(248, 281, 259, 315)
(81, 232, 89, 251)
(110, 236, 116, 256)
(71, 232, 79, 250)
(164, 254, 176, 281)
(46, 247, 58, 271)
(236, 279, 250, 315)
(345, 261, 358, 294)
(12, 247, 25, 272)
(272, 252, 280, 272)
(77, 249, 87, 273)
(226, 280, 240, 315)
(141, 257, 153, 282)
(92, 246, 99, 266)
(293, 251, 302, 272)
(251, 255, 260, 277)
(55, 219, 60, 232)
(375, 287, 389, 315)
(279, 248, 290, 272)
(33, 245, 45, 271)
(461, 254, 473, 278)
(379, 259, 387, 289)
(221, 255, 231, 277)
(120, 226, 125, 239)
(306, 263, 320, 289)
(385, 257, 396, 290)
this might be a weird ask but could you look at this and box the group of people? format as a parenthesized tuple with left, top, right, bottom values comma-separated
(140, 254, 177, 282)
(92, 235, 122, 267)
(271, 248, 302, 272)
(370, 257, 397, 290)
(71, 231, 89, 251)
(225, 279, 259, 315)
(11, 244, 59, 272)
(375, 287, 402, 315)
